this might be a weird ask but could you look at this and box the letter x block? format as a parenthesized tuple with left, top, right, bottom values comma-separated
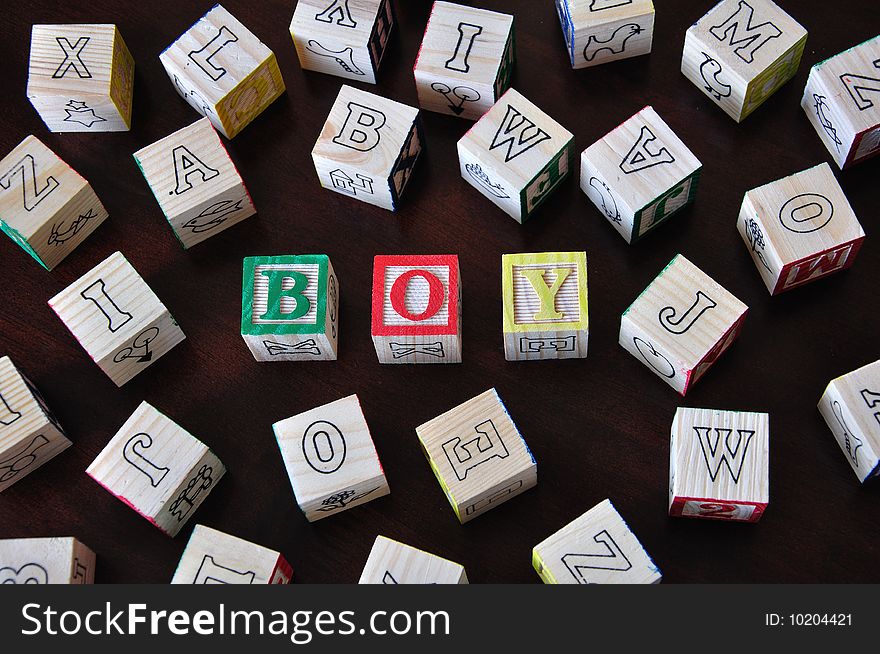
(87, 402, 225, 537)
(49, 251, 186, 386)
(669, 407, 769, 522)
(0, 537, 95, 584)
(619, 254, 748, 395)
(359, 536, 467, 584)
(160, 4, 285, 139)
(555, 0, 655, 69)
(416, 388, 536, 523)
(172, 524, 293, 584)
(682, 0, 807, 122)
(737, 163, 865, 295)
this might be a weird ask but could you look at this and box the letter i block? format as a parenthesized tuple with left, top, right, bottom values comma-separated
(160, 4, 285, 139)
(555, 0, 655, 69)
(241, 255, 339, 361)
(669, 408, 769, 522)
(619, 254, 748, 395)
(371, 254, 461, 364)
(416, 388, 536, 523)
(359, 536, 467, 584)
(0, 537, 95, 584)
(458, 88, 574, 223)
(48, 252, 186, 386)
(737, 163, 865, 295)
(86, 402, 225, 537)
(681, 0, 807, 122)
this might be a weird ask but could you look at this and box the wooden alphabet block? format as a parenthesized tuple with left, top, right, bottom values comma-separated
(0, 135, 109, 271)
(555, 0, 655, 69)
(371, 254, 461, 364)
(133, 118, 256, 249)
(86, 401, 225, 537)
(49, 251, 186, 386)
(682, 0, 807, 122)
(413, 2, 515, 120)
(458, 88, 574, 223)
(818, 359, 880, 483)
(160, 4, 285, 139)
(533, 499, 661, 584)
(0, 537, 95, 584)
(172, 524, 293, 584)
(801, 35, 880, 169)
(619, 254, 747, 395)
(312, 85, 423, 211)
(27, 24, 134, 132)
(737, 162, 865, 295)
(290, 0, 395, 84)
(241, 254, 339, 361)
(358, 535, 467, 584)
(416, 388, 536, 523)
(501, 252, 588, 361)
(669, 407, 769, 522)
(273, 394, 389, 521)
(580, 106, 701, 244)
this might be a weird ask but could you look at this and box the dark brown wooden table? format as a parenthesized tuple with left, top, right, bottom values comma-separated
(1, 0, 878, 583)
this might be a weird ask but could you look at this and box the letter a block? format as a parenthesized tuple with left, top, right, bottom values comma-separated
(359, 535, 467, 584)
(0, 537, 95, 584)
(555, 0, 655, 69)
(371, 254, 461, 364)
(160, 4, 285, 139)
(416, 388, 536, 523)
(458, 88, 573, 223)
(87, 402, 225, 537)
(737, 163, 865, 295)
(241, 255, 339, 361)
(682, 0, 807, 122)
(619, 254, 747, 395)
(669, 407, 769, 522)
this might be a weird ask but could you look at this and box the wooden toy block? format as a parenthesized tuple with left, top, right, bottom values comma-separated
(818, 359, 880, 483)
(241, 254, 339, 362)
(737, 162, 865, 295)
(171, 524, 293, 584)
(358, 535, 467, 584)
(290, 0, 395, 85)
(371, 254, 461, 364)
(502, 252, 588, 361)
(619, 254, 748, 395)
(801, 35, 880, 169)
(160, 4, 285, 139)
(416, 388, 536, 523)
(0, 537, 95, 584)
(533, 499, 661, 584)
(555, 0, 654, 69)
(0, 356, 71, 493)
(48, 251, 186, 386)
(312, 85, 423, 211)
(0, 135, 109, 271)
(273, 394, 389, 522)
(27, 24, 134, 132)
(669, 407, 769, 522)
(458, 88, 574, 223)
(682, 0, 807, 122)
(133, 117, 256, 249)
(86, 401, 225, 537)
(413, 2, 515, 120)
(580, 106, 701, 244)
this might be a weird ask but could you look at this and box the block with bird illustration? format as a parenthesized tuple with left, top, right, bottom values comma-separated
(555, 0, 654, 69)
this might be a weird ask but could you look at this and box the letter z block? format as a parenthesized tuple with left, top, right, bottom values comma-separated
(555, 0, 655, 69)
(0, 537, 95, 584)
(359, 535, 467, 584)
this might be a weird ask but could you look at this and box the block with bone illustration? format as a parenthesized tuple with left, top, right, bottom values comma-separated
(555, 0, 654, 69)
(359, 536, 467, 584)
(0, 537, 95, 584)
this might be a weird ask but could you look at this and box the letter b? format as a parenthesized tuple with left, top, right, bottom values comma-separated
(333, 103, 387, 152)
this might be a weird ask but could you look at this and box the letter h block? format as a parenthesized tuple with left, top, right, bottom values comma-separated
(0, 537, 96, 584)
(359, 535, 468, 584)
(555, 0, 655, 69)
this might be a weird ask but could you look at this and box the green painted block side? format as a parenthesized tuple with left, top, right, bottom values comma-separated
(0, 220, 47, 269)
(494, 19, 516, 98)
(519, 137, 574, 220)
(133, 153, 189, 249)
(631, 168, 702, 243)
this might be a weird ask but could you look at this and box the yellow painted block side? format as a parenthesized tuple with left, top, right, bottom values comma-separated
(216, 53, 286, 139)
(423, 445, 461, 522)
(502, 252, 589, 333)
(532, 548, 557, 584)
(108, 26, 135, 129)
(741, 34, 807, 120)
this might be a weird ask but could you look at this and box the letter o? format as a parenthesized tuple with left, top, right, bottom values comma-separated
(389, 270, 445, 321)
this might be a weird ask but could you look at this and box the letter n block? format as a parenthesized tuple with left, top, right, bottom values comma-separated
(371, 254, 461, 364)
(0, 537, 95, 584)
(669, 407, 769, 522)
(359, 536, 467, 584)
(416, 388, 536, 523)
(555, 0, 655, 69)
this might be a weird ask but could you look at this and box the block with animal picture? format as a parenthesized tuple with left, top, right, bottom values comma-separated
(0, 537, 95, 584)
(502, 252, 588, 361)
(241, 254, 339, 362)
(416, 388, 536, 523)
(555, 0, 655, 69)
(681, 0, 807, 122)
(619, 254, 747, 395)
(359, 535, 467, 584)
(737, 162, 865, 295)
(458, 88, 573, 223)
(160, 4, 285, 139)
(580, 106, 701, 244)
(669, 407, 769, 522)
(86, 401, 225, 537)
